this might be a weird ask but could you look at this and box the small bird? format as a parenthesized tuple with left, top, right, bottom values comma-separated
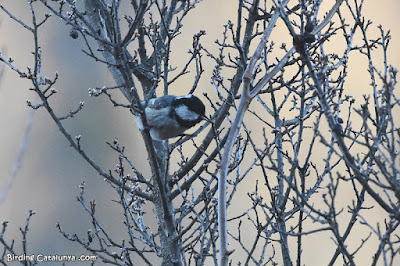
(136, 94, 206, 140)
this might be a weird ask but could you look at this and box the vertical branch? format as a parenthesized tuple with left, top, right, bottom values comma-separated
(81, 1, 182, 265)
(270, 92, 293, 266)
(0, 109, 34, 203)
(218, 1, 289, 265)
(218, 79, 251, 266)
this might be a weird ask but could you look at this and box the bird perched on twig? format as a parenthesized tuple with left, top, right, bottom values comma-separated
(136, 94, 206, 140)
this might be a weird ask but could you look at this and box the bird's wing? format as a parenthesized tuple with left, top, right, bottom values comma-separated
(146, 95, 176, 110)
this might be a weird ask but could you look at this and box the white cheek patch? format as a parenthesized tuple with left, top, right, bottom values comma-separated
(176, 94, 193, 100)
(175, 105, 199, 121)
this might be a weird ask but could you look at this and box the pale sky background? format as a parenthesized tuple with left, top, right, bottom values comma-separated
(0, 0, 400, 265)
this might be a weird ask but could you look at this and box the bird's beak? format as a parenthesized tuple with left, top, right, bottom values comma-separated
(202, 115, 211, 122)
